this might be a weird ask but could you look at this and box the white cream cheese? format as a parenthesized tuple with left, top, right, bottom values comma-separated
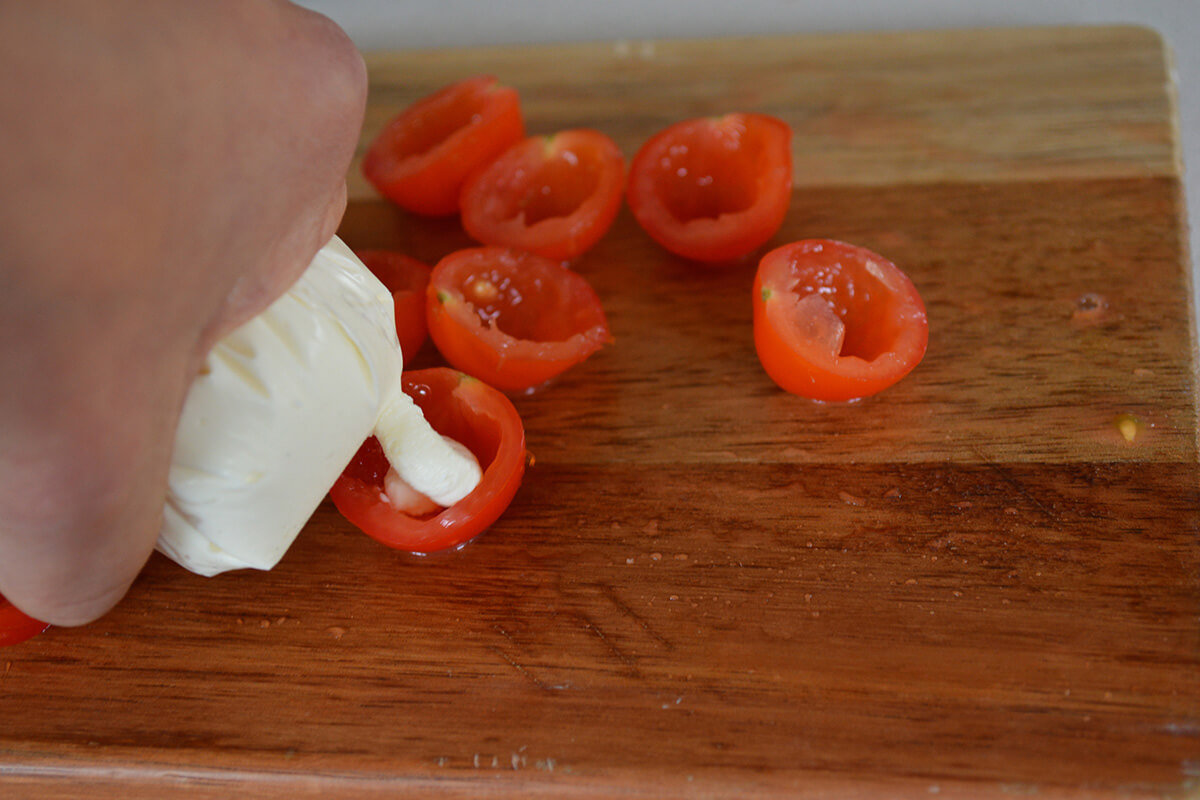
(157, 236, 479, 577)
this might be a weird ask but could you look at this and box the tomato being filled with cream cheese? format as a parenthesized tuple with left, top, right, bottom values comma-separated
(331, 368, 526, 555)
(159, 238, 482, 577)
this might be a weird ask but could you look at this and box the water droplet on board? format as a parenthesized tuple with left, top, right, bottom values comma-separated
(1071, 292, 1108, 323)
(326, 626, 346, 640)
(838, 490, 865, 506)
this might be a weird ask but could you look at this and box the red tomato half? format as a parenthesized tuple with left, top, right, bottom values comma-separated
(362, 75, 525, 216)
(627, 113, 793, 263)
(1, 593, 49, 647)
(355, 249, 432, 359)
(459, 129, 626, 261)
(426, 247, 612, 393)
(753, 240, 928, 402)
(330, 368, 525, 554)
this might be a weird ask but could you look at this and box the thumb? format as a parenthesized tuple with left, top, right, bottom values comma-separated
(200, 181, 350, 352)
(0, 345, 193, 626)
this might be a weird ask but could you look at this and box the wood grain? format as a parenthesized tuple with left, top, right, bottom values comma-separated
(2, 25, 1197, 800)
(351, 25, 1182, 199)
(344, 175, 1197, 466)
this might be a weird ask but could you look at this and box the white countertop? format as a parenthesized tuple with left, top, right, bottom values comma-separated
(298, 0, 1198, 321)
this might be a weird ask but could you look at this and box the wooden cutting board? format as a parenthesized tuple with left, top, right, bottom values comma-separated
(3, 25, 1197, 799)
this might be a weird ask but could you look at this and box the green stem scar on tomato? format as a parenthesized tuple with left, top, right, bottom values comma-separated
(330, 368, 526, 555)
(627, 113, 793, 263)
(459, 129, 626, 261)
(753, 239, 928, 402)
(426, 246, 612, 393)
(1, 593, 50, 647)
(362, 75, 525, 216)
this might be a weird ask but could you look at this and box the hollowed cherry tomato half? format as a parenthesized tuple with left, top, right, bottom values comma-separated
(426, 247, 612, 393)
(753, 239, 928, 402)
(627, 113, 793, 263)
(330, 368, 525, 555)
(1, 593, 50, 647)
(459, 129, 626, 261)
(362, 75, 525, 216)
(355, 249, 432, 359)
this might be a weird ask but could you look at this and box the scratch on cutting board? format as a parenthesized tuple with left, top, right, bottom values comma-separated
(970, 445, 1064, 524)
(599, 582, 674, 651)
(574, 611, 640, 673)
(489, 625, 570, 693)
(487, 645, 567, 693)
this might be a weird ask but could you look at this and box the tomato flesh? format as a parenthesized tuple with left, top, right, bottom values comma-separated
(459, 129, 626, 261)
(426, 247, 611, 393)
(0, 593, 49, 647)
(355, 249, 432, 359)
(627, 113, 793, 263)
(330, 368, 525, 554)
(753, 239, 928, 402)
(362, 76, 525, 216)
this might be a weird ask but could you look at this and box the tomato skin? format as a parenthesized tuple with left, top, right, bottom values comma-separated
(0, 593, 50, 647)
(330, 368, 525, 554)
(459, 129, 626, 261)
(753, 240, 928, 402)
(362, 76, 525, 216)
(355, 250, 432, 359)
(426, 247, 612, 393)
(627, 113, 793, 263)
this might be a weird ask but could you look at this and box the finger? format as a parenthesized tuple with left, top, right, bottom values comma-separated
(198, 178, 352, 357)
(0, 353, 188, 626)
(195, 4, 365, 349)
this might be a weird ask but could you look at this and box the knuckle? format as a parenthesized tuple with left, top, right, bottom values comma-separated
(291, 8, 368, 113)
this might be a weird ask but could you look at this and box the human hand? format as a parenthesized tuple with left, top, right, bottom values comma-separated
(0, 0, 367, 625)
